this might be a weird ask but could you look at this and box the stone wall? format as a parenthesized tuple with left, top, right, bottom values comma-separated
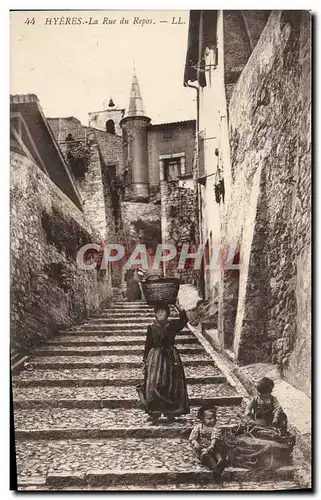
(94, 129, 123, 177)
(73, 141, 109, 240)
(223, 11, 270, 107)
(10, 152, 111, 355)
(120, 201, 161, 275)
(48, 118, 108, 239)
(221, 11, 311, 396)
(48, 119, 123, 242)
(160, 180, 197, 283)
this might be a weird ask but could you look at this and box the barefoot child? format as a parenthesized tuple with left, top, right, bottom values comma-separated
(137, 301, 190, 422)
(189, 406, 227, 479)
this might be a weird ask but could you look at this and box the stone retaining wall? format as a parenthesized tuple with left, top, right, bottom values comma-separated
(10, 152, 111, 354)
(220, 11, 311, 395)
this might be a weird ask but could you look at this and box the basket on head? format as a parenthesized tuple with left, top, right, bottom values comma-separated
(141, 274, 180, 306)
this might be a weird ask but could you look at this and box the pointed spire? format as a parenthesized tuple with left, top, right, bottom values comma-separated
(126, 70, 147, 118)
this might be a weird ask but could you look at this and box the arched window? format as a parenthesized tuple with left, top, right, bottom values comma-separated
(106, 119, 115, 135)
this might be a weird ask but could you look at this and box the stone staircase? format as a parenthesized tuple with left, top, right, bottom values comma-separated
(12, 301, 300, 491)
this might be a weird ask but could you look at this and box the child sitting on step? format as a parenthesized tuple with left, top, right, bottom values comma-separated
(245, 377, 288, 434)
(189, 405, 227, 480)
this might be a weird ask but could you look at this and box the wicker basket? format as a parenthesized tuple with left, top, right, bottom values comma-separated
(141, 274, 180, 306)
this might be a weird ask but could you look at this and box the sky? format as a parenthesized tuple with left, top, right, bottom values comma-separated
(10, 10, 196, 125)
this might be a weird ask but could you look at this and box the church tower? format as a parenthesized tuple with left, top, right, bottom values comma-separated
(120, 71, 151, 201)
(88, 98, 125, 136)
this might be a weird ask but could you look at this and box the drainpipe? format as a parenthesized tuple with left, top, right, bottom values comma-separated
(184, 10, 204, 294)
(186, 81, 204, 298)
(185, 82, 201, 245)
(186, 82, 199, 132)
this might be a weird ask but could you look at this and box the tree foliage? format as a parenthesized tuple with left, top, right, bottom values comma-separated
(65, 138, 92, 179)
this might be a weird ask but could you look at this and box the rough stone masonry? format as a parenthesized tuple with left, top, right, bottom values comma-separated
(10, 152, 111, 355)
(220, 11, 311, 397)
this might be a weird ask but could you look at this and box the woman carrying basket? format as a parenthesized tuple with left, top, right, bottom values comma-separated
(137, 300, 190, 422)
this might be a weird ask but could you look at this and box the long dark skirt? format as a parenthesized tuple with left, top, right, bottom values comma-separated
(138, 345, 190, 416)
(126, 280, 141, 301)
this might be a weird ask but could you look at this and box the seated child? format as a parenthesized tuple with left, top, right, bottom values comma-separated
(189, 405, 227, 480)
(245, 377, 288, 434)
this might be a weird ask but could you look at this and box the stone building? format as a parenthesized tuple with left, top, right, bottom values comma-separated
(48, 71, 197, 283)
(88, 98, 125, 137)
(10, 71, 198, 352)
(183, 10, 311, 397)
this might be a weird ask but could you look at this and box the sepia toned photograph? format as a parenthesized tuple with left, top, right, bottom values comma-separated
(10, 9, 311, 491)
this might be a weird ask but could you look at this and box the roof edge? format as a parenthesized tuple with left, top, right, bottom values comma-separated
(10, 94, 39, 104)
(148, 119, 196, 128)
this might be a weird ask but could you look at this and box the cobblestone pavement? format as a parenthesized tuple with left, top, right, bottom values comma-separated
(13, 365, 223, 382)
(34, 343, 203, 353)
(12, 299, 301, 491)
(13, 382, 237, 402)
(27, 353, 212, 364)
(14, 407, 243, 431)
(46, 334, 195, 344)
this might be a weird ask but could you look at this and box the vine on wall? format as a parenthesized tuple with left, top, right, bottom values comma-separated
(131, 218, 161, 252)
(64, 134, 92, 179)
(41, 206, 93, 259)
(168, 197, 196, 246)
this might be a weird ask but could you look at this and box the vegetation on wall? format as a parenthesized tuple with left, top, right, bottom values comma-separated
(41, 206, 93, 259)
(64, 135, 92, 179)
(44, 262, 74, 292)
(169, 204, 196, 246)
(132, 218, 161, 252)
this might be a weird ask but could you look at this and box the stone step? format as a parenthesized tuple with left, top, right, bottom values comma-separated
(14, 407, 242, 437)
(91, 310, 161, 315)
(14, 396, 243, 410)
(63, 328, 194, 336)
(15, 438, 296, 488)
(13, 383, 241, 410)
(47, 335, 197, 346)
(106, 302, 154, 312)
(108, 304, 152, 307)
(13, 374, 227, 387)
(14, 376, 229, 389)
(24, 353, 214, 370)
(15, 421, 244, 442)
(90, 315, 156, 321)
(46, 467, 297, 488)
(18, 480, 301, 491)
(110, 301, 150, 305)
(83, 320, 162, 327)
(91, 312, 156, 317)
(13, 366, 224, 385)
(76, 324, 153, 331)
(14, 427, 188, 440)
(94, 308, 178, 314)
(13, 383, 237, 400)
(33, 345, 204, 357)
(88, 317, 159, 323)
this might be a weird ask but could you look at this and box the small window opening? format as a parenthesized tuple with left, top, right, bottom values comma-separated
(106, 119, 115, 135)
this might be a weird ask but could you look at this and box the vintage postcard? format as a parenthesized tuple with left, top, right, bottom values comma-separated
(10, 10, 311, 491)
